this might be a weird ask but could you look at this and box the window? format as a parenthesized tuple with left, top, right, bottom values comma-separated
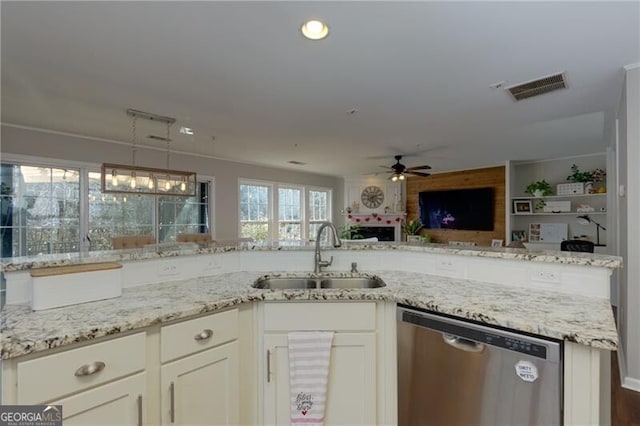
(308, 189, 330, 241)
(278, 187, 302, 240)
(0, 157, 213, 257)
(240, 183, 271, 241)
(239, 180, 331, 243)
(1, 164, 81, 257)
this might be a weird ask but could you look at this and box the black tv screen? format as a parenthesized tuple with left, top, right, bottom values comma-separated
(419, 187, 494, 231)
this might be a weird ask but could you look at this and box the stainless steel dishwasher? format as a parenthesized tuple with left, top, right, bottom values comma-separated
(397, 305, 562, 426)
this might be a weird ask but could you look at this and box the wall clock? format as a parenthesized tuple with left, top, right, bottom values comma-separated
(361, 186, 385, 209)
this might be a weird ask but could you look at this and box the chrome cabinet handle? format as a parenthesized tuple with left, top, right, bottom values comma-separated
(443, 334, 485, 353)
(170, 382, 175, 423)
(137, 394, 143, 426)
(266, 349, 272, 383)
(194, 329, 213, 341)
(74, 361, 106, 377)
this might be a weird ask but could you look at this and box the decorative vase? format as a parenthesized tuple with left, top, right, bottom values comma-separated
(533, 189, 544, 198)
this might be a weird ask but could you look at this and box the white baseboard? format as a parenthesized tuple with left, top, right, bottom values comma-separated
(617, 350, 640, 392)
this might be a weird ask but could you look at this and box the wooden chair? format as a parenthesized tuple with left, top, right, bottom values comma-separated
(111, 235, 156, 249)
(560, 239, 595, 253)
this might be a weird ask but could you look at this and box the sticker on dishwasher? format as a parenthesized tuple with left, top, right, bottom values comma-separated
(515, 360, 538, 382)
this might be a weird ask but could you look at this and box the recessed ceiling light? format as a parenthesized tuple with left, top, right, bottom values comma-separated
(180, 127, 194, 136)
(301, 19, 329, 40)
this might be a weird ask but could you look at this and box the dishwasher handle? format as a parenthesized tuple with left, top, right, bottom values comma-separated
(443, 333, 485, 353)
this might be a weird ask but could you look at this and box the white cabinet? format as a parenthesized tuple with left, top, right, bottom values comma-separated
(159, 308, 240, 426)
(259, 301, 397, 425)
(161, 342, 239, 426)
(53, 373, 145, 426)
(10, 333, 147, 425)
(263, 332, 376, 425)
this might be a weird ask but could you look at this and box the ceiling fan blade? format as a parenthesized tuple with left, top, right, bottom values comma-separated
(406, 164, 432, 171)
(407, 171, 431, 177)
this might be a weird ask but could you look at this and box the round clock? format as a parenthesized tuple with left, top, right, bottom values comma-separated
(361, 186, 385, 209)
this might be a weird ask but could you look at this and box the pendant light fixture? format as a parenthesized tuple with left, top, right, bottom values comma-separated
(101, 109, 197, 197)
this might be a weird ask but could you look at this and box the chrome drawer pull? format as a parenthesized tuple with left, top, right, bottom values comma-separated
(74, 361, 106, 377)
(194, 329, 213, 341)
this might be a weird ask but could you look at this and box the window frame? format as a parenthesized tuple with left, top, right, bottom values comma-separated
(238, 178, 332, 243)
(1, 154, 214, 256)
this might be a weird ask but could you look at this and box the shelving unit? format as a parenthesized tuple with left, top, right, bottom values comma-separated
(506, 153, 610, 250)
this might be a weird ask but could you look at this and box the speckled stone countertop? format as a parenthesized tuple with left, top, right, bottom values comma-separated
(0, 270, 618, 360)
(0, 242, 623, 272)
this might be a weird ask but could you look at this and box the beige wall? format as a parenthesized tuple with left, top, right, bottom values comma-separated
(0, 125, 345, 240)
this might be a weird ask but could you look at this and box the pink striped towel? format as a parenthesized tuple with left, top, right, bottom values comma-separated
(288, 331, 334, 426)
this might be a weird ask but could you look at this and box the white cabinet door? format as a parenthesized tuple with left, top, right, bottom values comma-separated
(263, 333, 376, 425)
(52, 372, 145, 426)
(161, 341, 239, 426)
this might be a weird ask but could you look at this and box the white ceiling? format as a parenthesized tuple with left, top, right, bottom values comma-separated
(2, 1, 639, 178)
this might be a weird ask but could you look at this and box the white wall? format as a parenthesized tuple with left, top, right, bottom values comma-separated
(0, 125, 345, 240)
(616, 65, 640, 391)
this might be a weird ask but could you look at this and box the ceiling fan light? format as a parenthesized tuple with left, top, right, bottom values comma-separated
(391, 175, 398, 182)
(399, 174, 405, 180)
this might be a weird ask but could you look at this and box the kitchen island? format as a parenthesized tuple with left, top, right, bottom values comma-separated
(0, 243, 621, 425)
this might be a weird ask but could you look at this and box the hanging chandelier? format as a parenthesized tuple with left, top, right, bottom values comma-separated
(101, 109, 197, 197)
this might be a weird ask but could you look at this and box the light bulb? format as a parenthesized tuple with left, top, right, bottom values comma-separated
(180, 180, 186, 191)
(148, 175, 155, 190)
(123, 196, 127, 203)
(301, 19, 329, 40)
(111, 170, 118, 187)
(130, 172, 137, 189)
(165, 178, 171, 191)
(399, 174, 405, 180)
(391, 175, 398, 182)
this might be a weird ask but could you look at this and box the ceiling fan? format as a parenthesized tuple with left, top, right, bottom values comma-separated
(381, 155, 432, 181)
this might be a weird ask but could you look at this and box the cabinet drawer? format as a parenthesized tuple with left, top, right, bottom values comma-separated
(17, 332, 146, 404)
(161, 308, 238, 363)
(263, 302, 376, 331)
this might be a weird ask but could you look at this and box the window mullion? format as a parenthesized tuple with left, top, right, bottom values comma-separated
(271, 184, 278, 243)
(79, 167, 90, 254)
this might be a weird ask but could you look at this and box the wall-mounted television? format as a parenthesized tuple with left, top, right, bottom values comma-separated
(419, 187, 494, 231)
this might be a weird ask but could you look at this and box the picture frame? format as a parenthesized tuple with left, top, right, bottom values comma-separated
(511, 230, 527, 242)
(491, 239, 503, 248)
(513, 200, 533, 214)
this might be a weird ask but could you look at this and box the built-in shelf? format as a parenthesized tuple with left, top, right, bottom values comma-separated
(512, 212, 607, 217)
(513, 193, 607, 200)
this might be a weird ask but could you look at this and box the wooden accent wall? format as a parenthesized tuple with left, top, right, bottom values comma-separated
(406, 166, 505, 246)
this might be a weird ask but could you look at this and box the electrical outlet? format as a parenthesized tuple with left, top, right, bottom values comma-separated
(531, 270, 561, 284)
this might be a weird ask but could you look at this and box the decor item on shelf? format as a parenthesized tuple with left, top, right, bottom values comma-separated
(402, 218, 423, 236)
(576, 215, 606, 246)
(421, 234, 432, 243)
(566, 164, 593, 183)
(491, 239, 503, 248)
(524, 180, 553, 198)
(557, 182, 586, 195)
(101, 109, 197, 197)
(576, 204, 595, 213)
(511, 230, 527, 242)
(513, 200, 533, 214)
(543, 201, 571, 213)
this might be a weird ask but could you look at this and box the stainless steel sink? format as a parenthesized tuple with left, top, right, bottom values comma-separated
(320, 277, 386, 289)
(252, 277, 318, 289)
(252, 276, 386, 289)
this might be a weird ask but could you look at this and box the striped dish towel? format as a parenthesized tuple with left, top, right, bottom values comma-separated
(288, 331, 334, 426)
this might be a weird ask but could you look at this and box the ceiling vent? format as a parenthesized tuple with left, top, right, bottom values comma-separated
(288, 160, 307, 166)
(506, 72, 567, 101)
(148, 135, 171, 142)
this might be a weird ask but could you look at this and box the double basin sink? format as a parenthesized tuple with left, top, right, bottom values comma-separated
(252, 276, 386, 290)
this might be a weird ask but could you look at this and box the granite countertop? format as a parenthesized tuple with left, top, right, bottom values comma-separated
(0, 270, 618, 360)
(0, 242, 623, 272)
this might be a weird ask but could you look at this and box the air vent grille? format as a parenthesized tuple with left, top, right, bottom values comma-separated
(288, 160, 307, 166)
(506, 73, 567, 101)
(148, 135, 171, 141)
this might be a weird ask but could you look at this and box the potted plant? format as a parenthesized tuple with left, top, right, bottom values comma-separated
(566, 164, 593, 183)
(524, 180, 552, 198)
(402, 218, 423, 242)
(340, 224, 363, 240)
